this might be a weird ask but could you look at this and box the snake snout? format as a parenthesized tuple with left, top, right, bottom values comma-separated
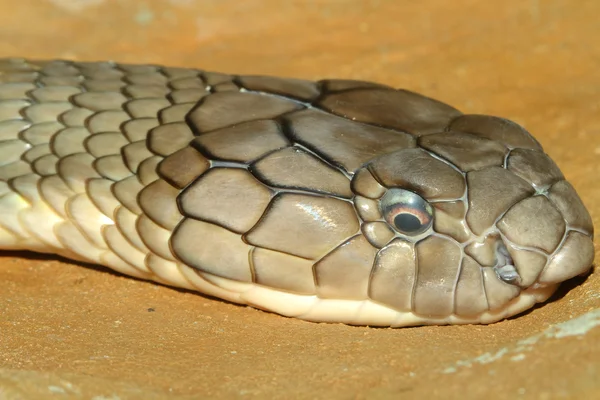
(536, 229, 595, 285)
(494, 184, 595, 288)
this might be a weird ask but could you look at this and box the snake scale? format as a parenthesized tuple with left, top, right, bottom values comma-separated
(0, 58, 594, 327)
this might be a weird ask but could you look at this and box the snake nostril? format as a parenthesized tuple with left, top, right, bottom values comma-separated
(494, 240, 521, 284)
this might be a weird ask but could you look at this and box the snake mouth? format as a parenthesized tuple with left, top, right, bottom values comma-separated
(493, 239, 521, 286)
(465, 234, 524, 287)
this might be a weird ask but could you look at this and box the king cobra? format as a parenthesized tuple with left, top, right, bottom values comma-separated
(0, 58, 594, 327)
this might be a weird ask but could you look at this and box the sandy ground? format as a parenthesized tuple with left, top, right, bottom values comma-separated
(0, 1, 599, 399)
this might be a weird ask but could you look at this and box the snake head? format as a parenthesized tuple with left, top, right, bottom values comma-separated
(351, 115, 594, 321)
(159, 80, 593, 326)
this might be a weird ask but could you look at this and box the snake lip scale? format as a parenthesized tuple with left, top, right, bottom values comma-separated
(0, 57, 594, 327)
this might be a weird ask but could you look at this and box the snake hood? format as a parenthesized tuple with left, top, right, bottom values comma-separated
(0, 58, 594, 327)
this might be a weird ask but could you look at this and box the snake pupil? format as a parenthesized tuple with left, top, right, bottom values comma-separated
(393, 213, 422, 233)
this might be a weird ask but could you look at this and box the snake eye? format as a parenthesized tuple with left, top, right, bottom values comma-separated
(380, 189, 433, 236)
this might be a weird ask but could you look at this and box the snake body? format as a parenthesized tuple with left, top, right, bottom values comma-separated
(0, 58, 594, 327)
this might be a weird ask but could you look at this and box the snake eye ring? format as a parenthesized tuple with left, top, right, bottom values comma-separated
(380, 188, 433, 236)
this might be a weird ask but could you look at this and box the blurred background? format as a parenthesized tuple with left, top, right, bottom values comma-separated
(1, 0, 598, 120)
(0, 1, 599, 399)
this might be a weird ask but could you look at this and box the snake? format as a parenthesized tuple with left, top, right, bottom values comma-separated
(0, 57, 594, 327)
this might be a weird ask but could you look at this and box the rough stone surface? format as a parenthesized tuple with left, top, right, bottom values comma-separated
(0, 1, 599, 399)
